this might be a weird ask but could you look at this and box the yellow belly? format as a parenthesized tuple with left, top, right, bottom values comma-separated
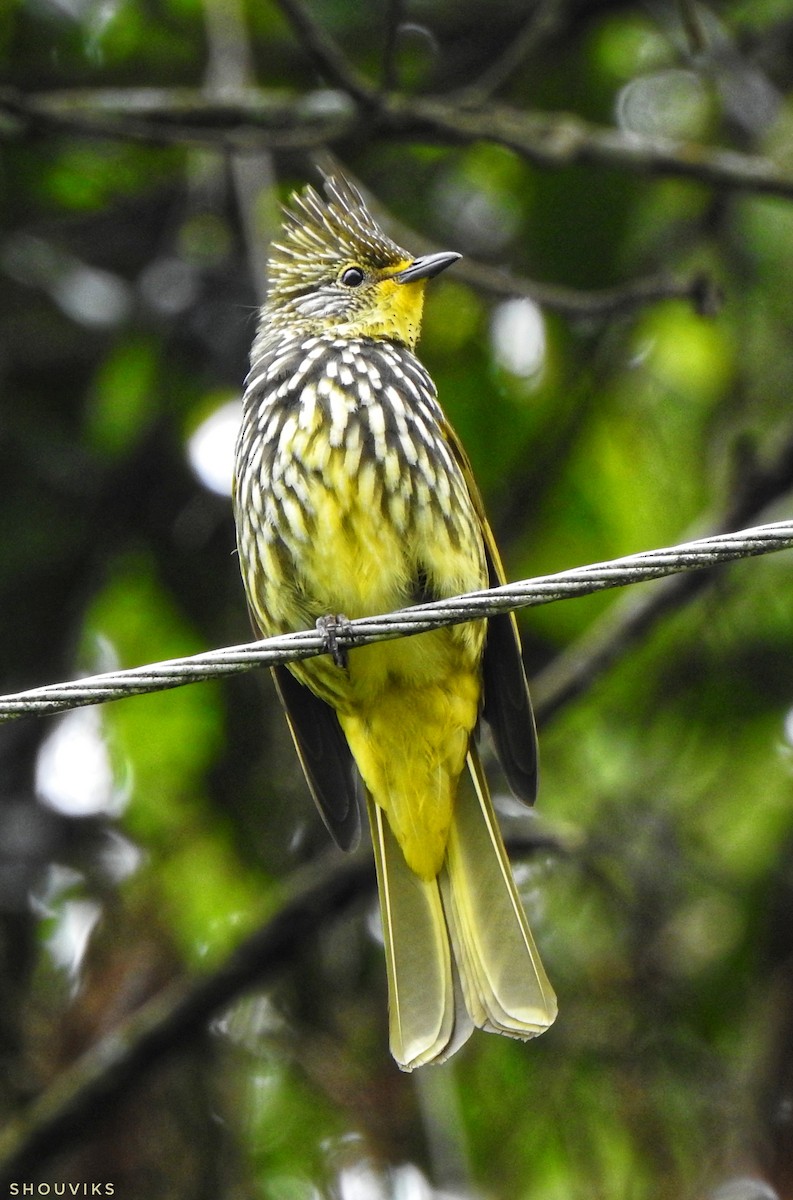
(296, 454, 487, 876)
(337, 659, 481, 879)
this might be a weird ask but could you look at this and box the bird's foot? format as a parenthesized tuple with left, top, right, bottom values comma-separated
(316, 613, 353, 670)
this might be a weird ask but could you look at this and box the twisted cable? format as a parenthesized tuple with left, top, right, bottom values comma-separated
(2, 519, 791, 721)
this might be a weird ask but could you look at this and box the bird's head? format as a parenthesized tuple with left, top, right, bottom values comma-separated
(265, 174, 460, 351)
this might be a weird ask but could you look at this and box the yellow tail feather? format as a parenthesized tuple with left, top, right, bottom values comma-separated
(442, 748, 557, 1037)
(368, 797, 473, 1070)
(367, 750, 556, 1071)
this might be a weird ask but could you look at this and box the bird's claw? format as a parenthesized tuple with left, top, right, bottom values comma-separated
(317, 614, 352, 669)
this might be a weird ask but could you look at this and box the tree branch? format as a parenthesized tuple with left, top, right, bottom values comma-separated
(380, 0, 407, 93)
(0, 849, 374, 1185)
(386, 94, 793, 199)
(452, 0, 569, 104)
(271, 0, 377, 104)
(3, 86, 793, 201)
(454, 257, 721, 320)
(675, 0, 709, 56)
(0, 86, 358, 148)
(533, 429, 793, 723)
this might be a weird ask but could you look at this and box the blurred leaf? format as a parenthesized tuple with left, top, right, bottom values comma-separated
(82, 554, 267, 961)
(84, 334, 159, 456)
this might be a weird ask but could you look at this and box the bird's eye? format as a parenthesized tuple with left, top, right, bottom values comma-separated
(340, 266, 365, 287)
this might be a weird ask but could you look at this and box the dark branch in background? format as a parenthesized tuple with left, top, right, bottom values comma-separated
(0, 86, 359, 148)
(271, 0, 376, 103)
(389, 95, 793, 198)
(453, 0, 569, 104)
(380, 0, 406, 93)
(3, 87, 793, 201)
(0, 850, 374, 1186)
(533, 427, 793, 724)
(454, 257, 720, 320)
(0, 824, 564, 1184)
(201, 0, 277, 303)
(676, 0, 709, 56)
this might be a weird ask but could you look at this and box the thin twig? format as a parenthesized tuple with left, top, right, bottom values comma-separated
(454, 258, 721, 320)
(270, 0, 376, 104)
(381, 0, 406, 93)
(676, 0, 709, 56)
(453, 0, 568, 104)
(534, 428, 793, 722)
(1, 522, 792, 723)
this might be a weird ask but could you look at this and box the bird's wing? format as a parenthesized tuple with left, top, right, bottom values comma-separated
(271, 663, 362, 851)
(442, 418, 539, 805)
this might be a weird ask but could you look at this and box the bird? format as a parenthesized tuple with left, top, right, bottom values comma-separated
(233, 172, 557, 1070)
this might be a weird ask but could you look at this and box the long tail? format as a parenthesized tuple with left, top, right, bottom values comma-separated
(368, 747, 556, 1071)
(368, 798, 473, 1070)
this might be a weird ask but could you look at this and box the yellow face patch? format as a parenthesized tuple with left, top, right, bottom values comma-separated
(336, 261, 428, 350)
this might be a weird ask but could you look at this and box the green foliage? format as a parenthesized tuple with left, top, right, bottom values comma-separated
(3, 1, 793, 1197)
(85, 336, 160, 456)
(83, 555, 268, 964)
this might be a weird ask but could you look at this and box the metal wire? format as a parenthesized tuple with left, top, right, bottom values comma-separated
(2, 519, 792, 722)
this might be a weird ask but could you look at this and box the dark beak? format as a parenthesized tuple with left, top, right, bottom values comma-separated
(393, 251, 462, 284)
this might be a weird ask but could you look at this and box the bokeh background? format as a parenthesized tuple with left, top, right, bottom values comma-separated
(3, 1, 793, 1197)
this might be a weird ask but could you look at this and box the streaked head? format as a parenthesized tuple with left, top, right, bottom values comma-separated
(265, 174, 460, 350)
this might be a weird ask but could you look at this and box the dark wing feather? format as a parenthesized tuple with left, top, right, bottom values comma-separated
(441, 419, 539, 806)
(271, 664, 362, 851)
(480, 597, 538, 806)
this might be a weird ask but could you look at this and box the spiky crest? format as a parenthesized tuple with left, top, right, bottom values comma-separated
(268, 174, 409, 303)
